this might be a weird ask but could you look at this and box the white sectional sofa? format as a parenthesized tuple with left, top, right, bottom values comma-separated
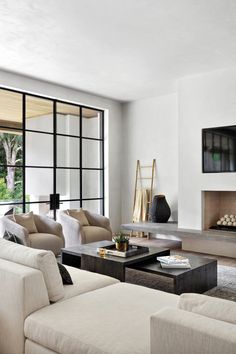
(0, 238, 236, 354)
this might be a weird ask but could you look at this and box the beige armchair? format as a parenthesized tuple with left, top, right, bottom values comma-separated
(0, 213, 65, 255)
(58, 209, 112, 247)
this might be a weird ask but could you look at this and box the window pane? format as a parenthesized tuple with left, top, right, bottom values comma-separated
(82, 108, 101, 139)
(57, 102, 80, 136)
(26, 96, 53, 133)
(57, 136, 80, 168)
(57, 169, 80, 199)
(26, 132, 53, 166)
(82, 139, 102, 168)
(0, 130, 23, 165)
(57, 200, 81, 213)
(26, 202, 51, 216)
(25, 168, 53, 202)
(82, 170, 102, 199)
(0, 166, 23, 202)
(0, 89, 22, 129)
(82, 199, 102, 214)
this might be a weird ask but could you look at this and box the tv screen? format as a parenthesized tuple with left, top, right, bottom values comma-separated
(202, 125, 236, 173)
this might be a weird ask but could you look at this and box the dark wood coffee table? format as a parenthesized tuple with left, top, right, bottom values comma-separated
(61, 241, 217, 294)
(129, 253, 217, 294)
(61, 240, 170, 282)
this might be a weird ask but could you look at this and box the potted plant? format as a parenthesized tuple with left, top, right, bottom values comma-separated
(113, 232, 129, 251)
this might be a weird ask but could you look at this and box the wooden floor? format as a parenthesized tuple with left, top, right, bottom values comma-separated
(130, 236, 236, 268)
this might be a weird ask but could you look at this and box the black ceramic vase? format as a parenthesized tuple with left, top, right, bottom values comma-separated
(150, 195, 171, 223)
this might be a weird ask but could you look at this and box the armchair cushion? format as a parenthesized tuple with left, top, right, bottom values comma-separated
(29, 233, 64, 256)
(83, 226, 112, 243)
(67, 209, 89, 226)
(13, 212, 38, 234)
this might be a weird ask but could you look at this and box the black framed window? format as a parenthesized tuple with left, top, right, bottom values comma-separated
(0, 87, 105, 218)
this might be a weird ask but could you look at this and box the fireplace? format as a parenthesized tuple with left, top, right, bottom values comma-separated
(203, 191, 236, 231)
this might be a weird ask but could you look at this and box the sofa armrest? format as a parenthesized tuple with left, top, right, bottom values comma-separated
(85, 211, 112, 233)
(58, 212, 85, 246)
(0, 258, 49, 354)
(0, 216, 29, 246)
(150, 307, 236, 354)
(33, 215, 65, 246)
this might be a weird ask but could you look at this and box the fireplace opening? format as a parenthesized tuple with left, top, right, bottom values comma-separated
(203, 191, 236, 232)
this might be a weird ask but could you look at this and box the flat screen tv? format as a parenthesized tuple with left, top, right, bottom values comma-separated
(202, 125, 236, 173)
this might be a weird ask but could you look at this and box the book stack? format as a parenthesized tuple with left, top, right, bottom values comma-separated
(156, 255, 191, 269)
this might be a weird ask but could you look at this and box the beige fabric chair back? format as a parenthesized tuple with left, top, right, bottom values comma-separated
(58, 209, 112, 247)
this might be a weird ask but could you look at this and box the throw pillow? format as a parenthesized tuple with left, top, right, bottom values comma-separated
(3, 230, 24, 245)
(57, 263, 73, 285)
(13, 211, 38, 233)
(4, 207, 14, 216)
(67, 209, 89, 226)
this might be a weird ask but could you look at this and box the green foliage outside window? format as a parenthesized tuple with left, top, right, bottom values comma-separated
(0, 132, 23, 202)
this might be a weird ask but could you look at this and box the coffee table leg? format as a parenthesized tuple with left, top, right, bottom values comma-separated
(173, 277, 186, 295)
(173, 262, 217, 295)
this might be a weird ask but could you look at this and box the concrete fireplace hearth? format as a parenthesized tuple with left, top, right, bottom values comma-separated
(122, 190, 236, 258)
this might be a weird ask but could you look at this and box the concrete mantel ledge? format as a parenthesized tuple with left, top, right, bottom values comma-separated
(121, 222, 236, 243)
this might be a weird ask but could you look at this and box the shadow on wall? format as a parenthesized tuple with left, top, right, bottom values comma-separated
(171, 201, 178, 222)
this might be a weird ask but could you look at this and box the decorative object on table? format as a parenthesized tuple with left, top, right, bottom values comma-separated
(157, 255, 191, 269)
(97, 244, 149, 258)
(113, 232, 129, 251)
(150, 194, 171, 223)
(98, 247, 106, 257)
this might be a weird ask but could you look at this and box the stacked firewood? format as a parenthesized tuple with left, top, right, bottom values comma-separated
(217, 214, 236, 226)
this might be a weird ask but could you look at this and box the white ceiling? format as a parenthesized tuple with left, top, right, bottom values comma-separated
(0, 0, 236, 102)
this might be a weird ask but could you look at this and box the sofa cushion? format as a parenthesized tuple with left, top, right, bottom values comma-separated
(179, 293, 236, 325)
(60, 265, 119, 300)
(83, 225, 111, 243)
(13, 211, 38, 233)
(25, 283, 179, 354)
(67, 209, 89, 226)
(0, 238, 64, 302)
(25, 340, 58, 354)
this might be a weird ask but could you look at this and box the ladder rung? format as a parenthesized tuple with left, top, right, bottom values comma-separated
(137, 177, 152, 179)
(135, 189, 151, 191)
(140, 165, 152, 168)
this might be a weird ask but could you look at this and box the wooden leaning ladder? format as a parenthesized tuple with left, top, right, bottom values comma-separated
(132, 159, 156, 237)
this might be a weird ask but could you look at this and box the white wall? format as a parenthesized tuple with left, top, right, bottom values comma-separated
(121, 93, 178, 223)
(178, 68, 236, 229)
(0, 70, 122, 231)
